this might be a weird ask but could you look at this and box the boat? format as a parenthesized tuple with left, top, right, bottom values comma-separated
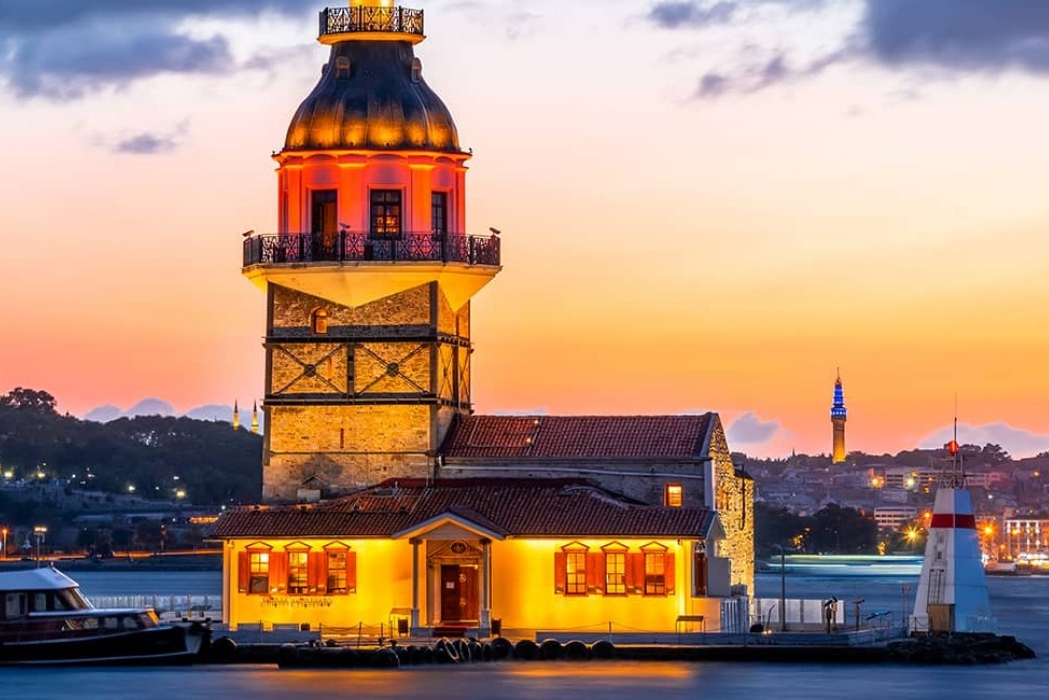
(0, 564, 210, 666)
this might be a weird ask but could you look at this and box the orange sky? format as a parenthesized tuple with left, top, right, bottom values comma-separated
(1, 1, 1048, 458)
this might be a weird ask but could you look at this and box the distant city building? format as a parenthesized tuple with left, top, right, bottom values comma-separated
(873, 506, 918, 533)
(250, 401, 259, 435)
(1001, 518, 1049, 559)
(232, 400, 240, 431)
(830, 370, 847, 463)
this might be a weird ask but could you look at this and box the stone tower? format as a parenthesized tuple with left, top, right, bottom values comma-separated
(830, 370, 847, 463)
(242, 1, 502, 502)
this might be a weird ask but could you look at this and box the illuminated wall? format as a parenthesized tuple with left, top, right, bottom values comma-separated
(707, 420, 755, 595)
(223, 535, 729, 633)
(275, 152, 468, 238)
(489, 538, 724, 633)
(225, 537, 414, 631)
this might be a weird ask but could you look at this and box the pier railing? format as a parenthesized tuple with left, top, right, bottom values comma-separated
(92, 594, 217, 620)
(242, 231, 501, 267)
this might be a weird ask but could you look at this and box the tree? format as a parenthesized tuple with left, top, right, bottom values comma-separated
(809, 504, 878, 554)
(0, 388, 57, 413)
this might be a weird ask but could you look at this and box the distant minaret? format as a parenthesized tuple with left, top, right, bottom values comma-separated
(251, 401, 259, 435)
(233, 400, 241, 431)
(830, 370, 847, 463)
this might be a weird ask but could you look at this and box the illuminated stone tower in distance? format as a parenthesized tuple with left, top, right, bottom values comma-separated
(242, 1, 502, 502)
(831, 371, 847, 463)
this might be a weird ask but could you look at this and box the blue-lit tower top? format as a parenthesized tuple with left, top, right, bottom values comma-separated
(831, 369, 847, 463)
(831, 371, 847, 420)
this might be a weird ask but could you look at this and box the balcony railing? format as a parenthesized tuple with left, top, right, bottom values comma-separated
(319, 5, 424, 39)
(243, 231, 500, 267)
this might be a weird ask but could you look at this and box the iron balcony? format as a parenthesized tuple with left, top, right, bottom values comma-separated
(242, 231, 500, 268)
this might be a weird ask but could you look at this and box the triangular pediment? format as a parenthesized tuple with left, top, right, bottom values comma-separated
(392, 512, 506, 541)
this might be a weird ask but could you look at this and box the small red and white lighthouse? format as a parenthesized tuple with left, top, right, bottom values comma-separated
(910, 432, 996, 634)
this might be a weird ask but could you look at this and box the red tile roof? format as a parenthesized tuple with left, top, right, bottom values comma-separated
(212, 478, 716, 540)
(440, 415, 714, 460)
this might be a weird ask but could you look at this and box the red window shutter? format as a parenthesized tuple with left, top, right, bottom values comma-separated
(587, 552, 606, 594)
(309, 551, 326, 594)
(554, 551, 566, 595)
(665, 552, 676, 595)
(627, 552, 645, 594)
(269, 551, 288, 593)
(347, 551, 357, 593)
(237, 551, 249, 593)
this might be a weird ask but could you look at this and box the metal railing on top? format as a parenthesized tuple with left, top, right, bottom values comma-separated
(320, 6, 424, 38)
(242, 231, 500, 267)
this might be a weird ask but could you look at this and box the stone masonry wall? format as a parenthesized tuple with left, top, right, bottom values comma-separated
(262, 283, 472, 502)
(707, 418, 755, 595)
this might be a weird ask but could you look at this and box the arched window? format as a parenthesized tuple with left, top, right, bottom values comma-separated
(311, 308, 329, 335)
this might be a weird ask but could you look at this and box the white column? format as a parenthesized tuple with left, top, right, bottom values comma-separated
(411, 539, 421, 629)
(480, 538, 491, 634)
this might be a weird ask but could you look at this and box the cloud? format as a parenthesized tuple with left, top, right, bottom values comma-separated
(110, 121, 189, 155)
(864, 0, 1049, 73)
(0, 1, 308, 100)
(726, 411, 782, 445)
(693, 48, 852, 98)
(918, 423, 1049, 459)
(647, 0, 1049, 99)
(647, 1, 738, 29)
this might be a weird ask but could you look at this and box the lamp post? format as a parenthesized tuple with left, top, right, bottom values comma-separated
(1, 526, 7, 561)
(772, 544, 786, 632)
(33, 525, 47, 567)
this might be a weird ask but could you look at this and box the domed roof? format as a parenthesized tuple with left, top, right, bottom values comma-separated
(284, 40, 461, 153)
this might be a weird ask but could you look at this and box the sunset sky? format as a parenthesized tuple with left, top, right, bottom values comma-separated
(2, 0, 1048, 459)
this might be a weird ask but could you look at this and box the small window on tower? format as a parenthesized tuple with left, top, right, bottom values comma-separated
(311, 308, 329, 335)
(664, 483, 683, 507)
(335, 56, 351, 79)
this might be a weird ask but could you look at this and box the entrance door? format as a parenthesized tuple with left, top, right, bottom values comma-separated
(440, 565, 480, 622)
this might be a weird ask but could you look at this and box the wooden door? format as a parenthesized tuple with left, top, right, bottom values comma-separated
(440, 565, 461, 622)
(459, 566, 479, 622)
(440, 564, 480, 622)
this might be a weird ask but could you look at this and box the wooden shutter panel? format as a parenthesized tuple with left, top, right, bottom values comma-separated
(627, 552, 645, 594)
(694, 552, 708, 597)
(587, 552, 605, 594)
(237, 551, 249, 593)
(269, 551, 288, 593)
(553, 551, 566, 595)
(347, 550, 357, 593)
(309, 551, 326, 594)
(665, 552, 675, 595)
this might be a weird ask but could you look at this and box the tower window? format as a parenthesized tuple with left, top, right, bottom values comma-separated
(431, 191, 448, 237)
(370, 189, 402, 237)
(311, 308, 329, 335)
(334, 56, 351, 79)
(664, 483, 683, 507)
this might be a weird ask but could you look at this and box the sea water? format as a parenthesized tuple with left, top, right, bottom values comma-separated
(2, 569, 1047, 699)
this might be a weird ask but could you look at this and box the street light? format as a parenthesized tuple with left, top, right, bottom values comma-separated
(33, 525, 47, 567)
(772, 544, 787, 632)
(1, 526, 7, 560)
